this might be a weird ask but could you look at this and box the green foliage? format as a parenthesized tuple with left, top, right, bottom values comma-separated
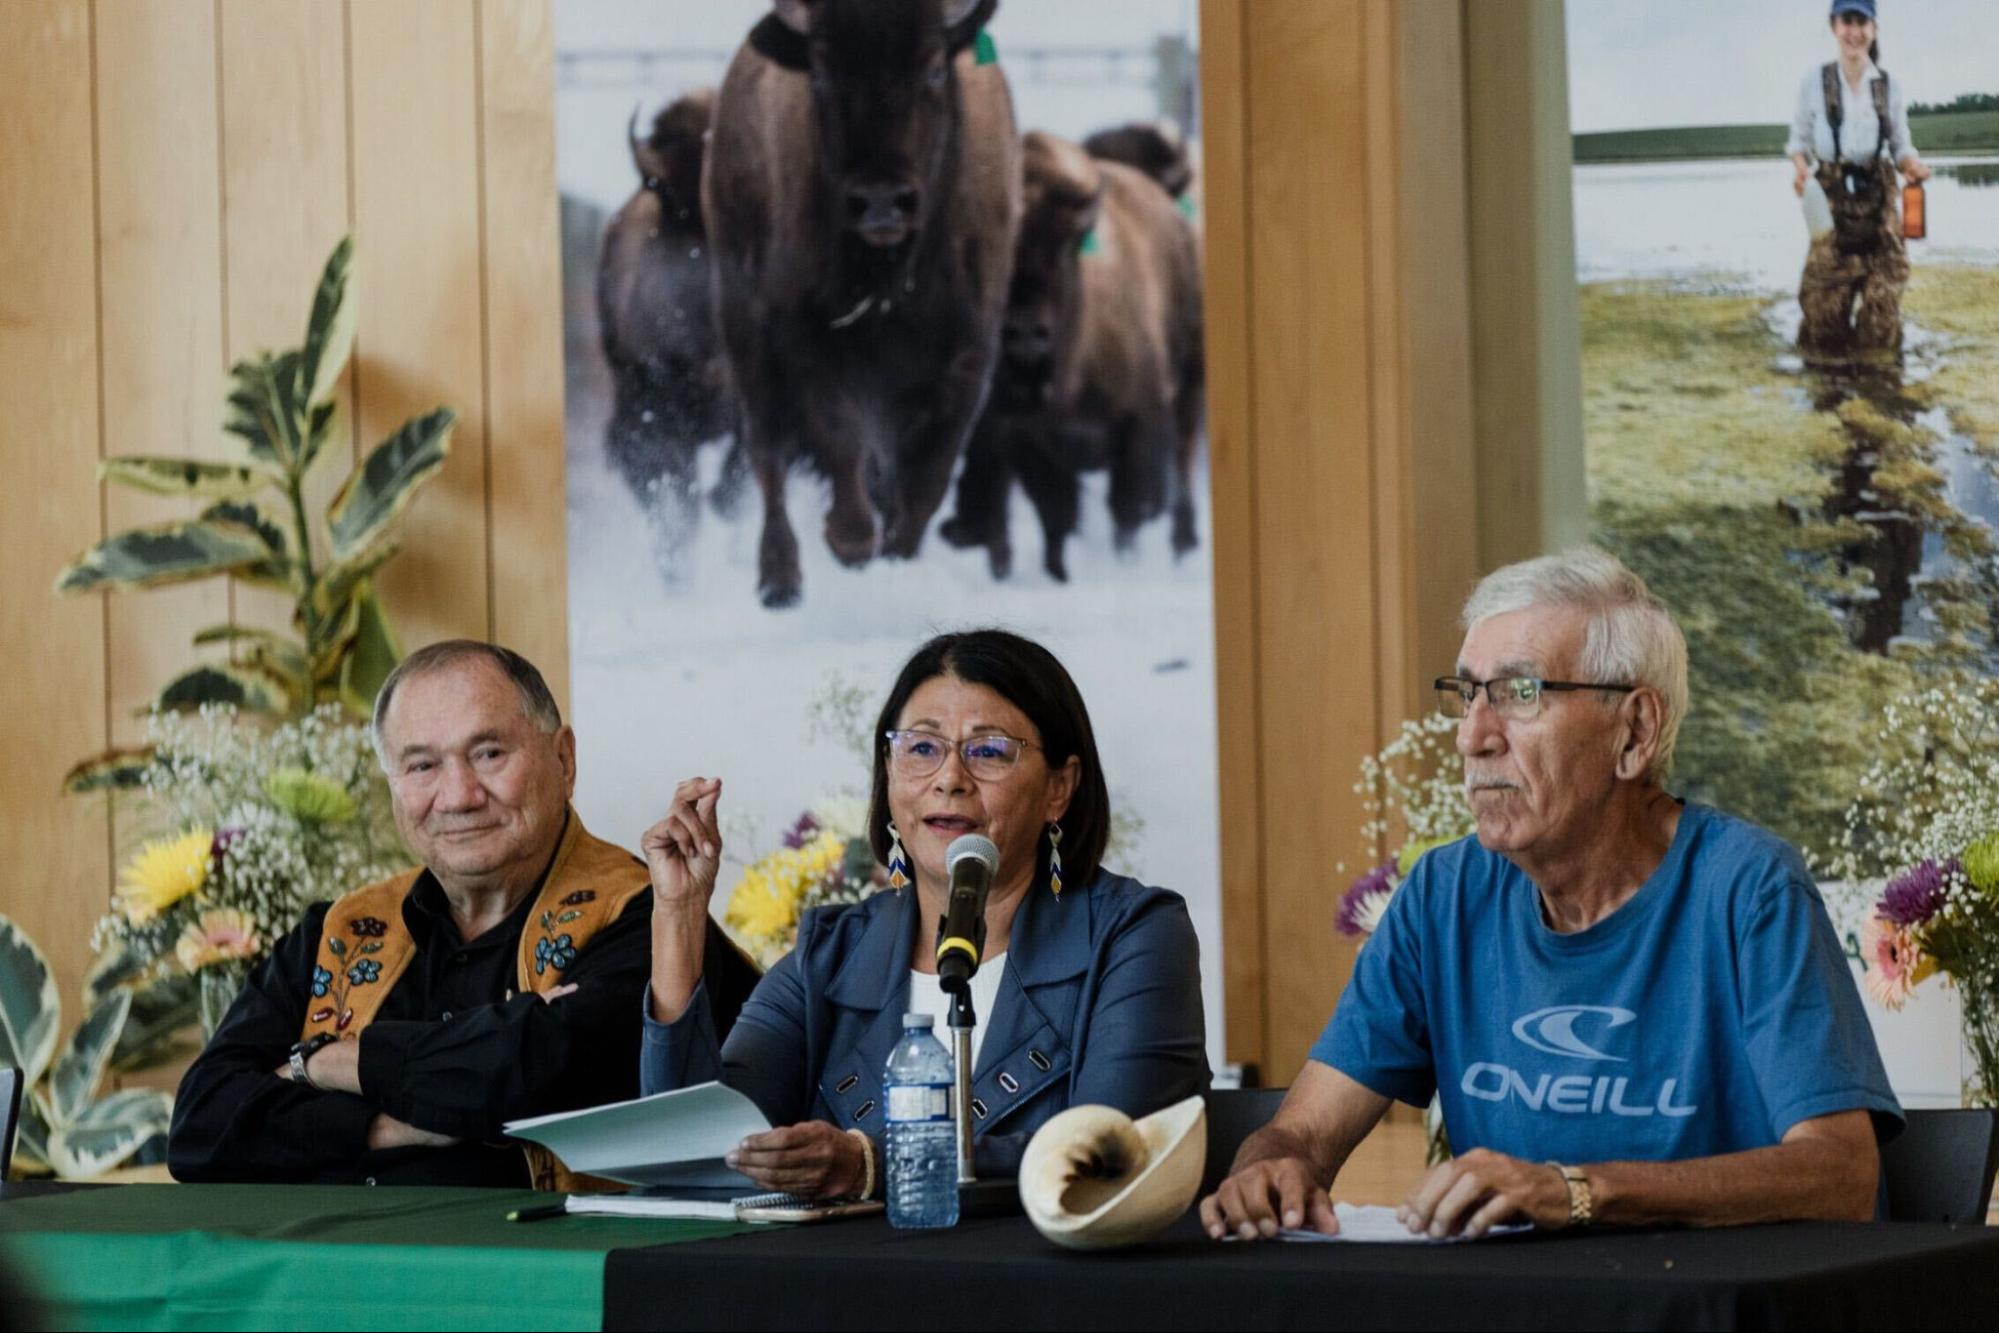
(1583, 276, 1999, 861)
(1571, 110, 1999, 163)
(53, 235, 456, 722)
(1, 915, 171, 1180)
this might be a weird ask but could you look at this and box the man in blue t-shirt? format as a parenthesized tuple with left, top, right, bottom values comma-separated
(1202, 548, 1900, 1240)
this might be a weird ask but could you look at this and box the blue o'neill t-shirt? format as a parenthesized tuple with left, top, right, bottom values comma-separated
(1313, 802, 1901, 1163)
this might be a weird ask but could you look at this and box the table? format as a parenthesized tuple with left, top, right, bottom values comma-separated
(602, 1212, 1999, 1332)
(6, 1185, 1993, 1331)
(0, 1182, 753, 1332)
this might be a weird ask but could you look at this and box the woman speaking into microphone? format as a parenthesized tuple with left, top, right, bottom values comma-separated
(640, 629, 1208, 1198)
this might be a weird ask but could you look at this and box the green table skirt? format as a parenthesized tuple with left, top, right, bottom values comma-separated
(0, 1184, 757, 1331)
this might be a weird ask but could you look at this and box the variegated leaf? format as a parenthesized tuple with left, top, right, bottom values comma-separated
(45, 1088, 172, 1179)
(13, 1098, 52, 1175)
(55, 519, 269, 594)
(224, 351, 305, 470)
(0, 915, 60, 1085)
(189, 624, 310, 679)
(339, 582, 402, 717)
(154, 663, 289, 715)
(100, 457, 272, 501)
(327, 408, 455, 559)
(49, 990, 130, 1126)
(309, 540, 400, 630)
(299, 236, 356, 411)
(109, 974, 200, 1074)
(62, 745, 156, 795)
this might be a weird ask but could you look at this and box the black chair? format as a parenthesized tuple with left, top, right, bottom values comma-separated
(1201, 1087, 1288, 1196)
(1881, 1107, 1999, 1224)
(1, 1065, 21, 1179)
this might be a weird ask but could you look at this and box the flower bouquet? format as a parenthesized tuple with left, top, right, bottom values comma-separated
(1335, 712, 1474, 1164)
(93, 704, 407, 1038)
(1827, 676, 1999, 1107)
(722, 797, 890, 967)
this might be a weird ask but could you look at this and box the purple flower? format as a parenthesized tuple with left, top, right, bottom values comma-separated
(1336, 861, 1397, 937)
(780, 812, 821, 850)
(1878, 858, 1953, 927)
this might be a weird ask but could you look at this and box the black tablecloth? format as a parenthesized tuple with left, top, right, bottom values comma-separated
(602, 1213, 1999, 1332)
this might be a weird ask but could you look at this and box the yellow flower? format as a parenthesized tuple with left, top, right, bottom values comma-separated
(117, 828, 213, 924)
(175, 908, 261, 973)
(264, 767, 358, 824)
(1396, 836, 1454, 880)
(723, 831, 850, 951)
(726, 863, 803, 945)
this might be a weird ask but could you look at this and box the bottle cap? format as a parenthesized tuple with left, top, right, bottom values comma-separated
(901, 1012, 935, 1029)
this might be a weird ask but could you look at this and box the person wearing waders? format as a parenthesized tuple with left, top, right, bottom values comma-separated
(1787, 0, 1930, 356)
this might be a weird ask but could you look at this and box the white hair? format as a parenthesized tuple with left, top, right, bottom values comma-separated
(1460, 546, 1688, 783)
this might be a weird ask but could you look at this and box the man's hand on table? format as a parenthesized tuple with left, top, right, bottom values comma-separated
(1397, 1148, 1569, 1238)
(1200, 1156, 1339, 1239)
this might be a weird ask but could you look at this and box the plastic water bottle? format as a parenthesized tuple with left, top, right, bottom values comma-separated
(883, 1012, 958, 1229)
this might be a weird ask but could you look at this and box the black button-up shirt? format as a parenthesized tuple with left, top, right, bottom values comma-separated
(168, 859, 758, 1186)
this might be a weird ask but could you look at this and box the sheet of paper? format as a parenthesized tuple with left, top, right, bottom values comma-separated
(503, 1081, 770, 1186)
(1274, 1203, 1532, 1243)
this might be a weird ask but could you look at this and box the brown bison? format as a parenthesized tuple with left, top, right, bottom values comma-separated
(597, 90, 744, 565)
(939, 130, 1204, 582)
(1081, 120, 1194, 200)
(704, 0, 1020, 607)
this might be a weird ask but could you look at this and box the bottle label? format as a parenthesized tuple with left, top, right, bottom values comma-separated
(886, 1082, 952, 1123)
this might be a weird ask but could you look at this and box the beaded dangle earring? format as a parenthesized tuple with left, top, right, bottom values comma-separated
(1047, 823, 1064, 897)
(885, 821, 912, 890)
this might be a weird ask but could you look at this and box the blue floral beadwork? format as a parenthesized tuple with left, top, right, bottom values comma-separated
(346, 959, 382, 986)
(535, 933, 578, 975)
(311, 965, 333, 997)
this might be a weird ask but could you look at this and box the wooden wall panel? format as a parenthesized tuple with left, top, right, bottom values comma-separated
(218, 0, 355, 634)
(1245, 0, 1380, 1079)
(478, 0, 570, 709)
(350, 0, 492, 650)
(0, 0, 568, 1021)
(1199, 0, 1268, 1077)
(0, 0, 112, 1011)
(95, 1, 227, 745)
(1204, 0, 1483, 1083)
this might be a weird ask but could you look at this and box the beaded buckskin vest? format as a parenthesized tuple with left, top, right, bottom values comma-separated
(299, 811, 650, 1191)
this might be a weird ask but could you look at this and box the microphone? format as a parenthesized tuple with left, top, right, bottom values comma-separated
(935, 834, 999, 992)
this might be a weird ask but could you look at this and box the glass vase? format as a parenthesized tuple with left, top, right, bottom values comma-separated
(198, 960, 249, 1041)
(1962, 974, 1999, 1109)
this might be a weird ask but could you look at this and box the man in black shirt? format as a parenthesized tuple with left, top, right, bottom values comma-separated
(168, 641, 757, 1187)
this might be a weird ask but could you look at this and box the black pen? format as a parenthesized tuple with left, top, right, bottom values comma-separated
(507, 1202, 569, 1223)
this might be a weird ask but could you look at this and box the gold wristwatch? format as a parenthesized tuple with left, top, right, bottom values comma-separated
(1548, 1161, 1594, 1228)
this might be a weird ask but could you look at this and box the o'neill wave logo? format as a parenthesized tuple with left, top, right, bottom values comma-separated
(1509, 1005, 1635, 1062)
(1459, 1004, 1697, 1118)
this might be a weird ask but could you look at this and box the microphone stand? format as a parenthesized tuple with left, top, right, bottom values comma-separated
(942, 976, 977, 1185)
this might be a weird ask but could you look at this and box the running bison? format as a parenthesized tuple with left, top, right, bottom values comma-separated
(597, 90, 742, 571)
(705, 0, 1020, 607)
(939, 130, 1204, 582)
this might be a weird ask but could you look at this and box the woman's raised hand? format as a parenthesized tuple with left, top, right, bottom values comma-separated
(643, 776, 724, 910)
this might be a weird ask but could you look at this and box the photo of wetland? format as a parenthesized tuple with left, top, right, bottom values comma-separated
(1567, 2, 1999, 866)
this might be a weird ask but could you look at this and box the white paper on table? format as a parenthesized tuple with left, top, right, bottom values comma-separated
(1274, 1203, 1532, 1243)
(502, 1081, 770, 1187)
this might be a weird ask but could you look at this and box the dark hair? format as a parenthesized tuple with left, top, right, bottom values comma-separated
(371, 639, 562, 765)
(866, 629, 1112, 891)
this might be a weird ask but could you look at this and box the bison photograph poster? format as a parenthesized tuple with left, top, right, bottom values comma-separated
(554, 0, 1225, 1062)
(1567, 0, 1999, 1102)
